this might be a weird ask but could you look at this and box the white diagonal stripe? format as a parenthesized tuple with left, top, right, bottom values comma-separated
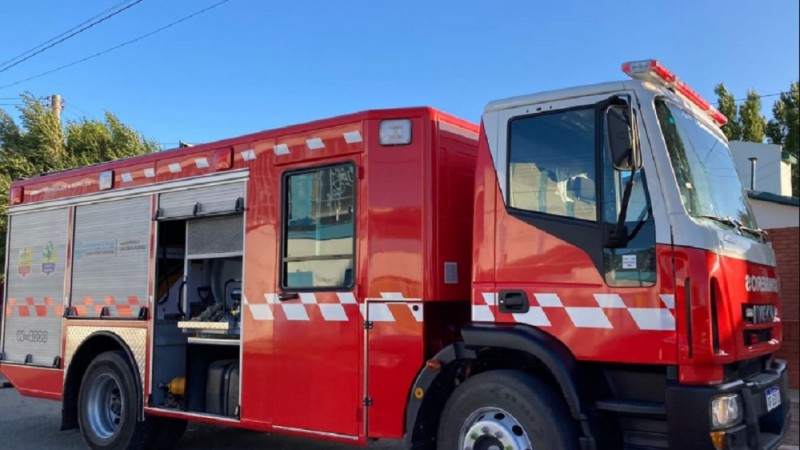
(481, 292, 497, 306)
(337, 292, 356, 304)
(274, 144, 290, 155)
(319, 304, 348, 321)
(249, 304, 273, 320)
(121, 173, 133, 183)
(660, 294, 675, 310)
(306, 138, 325, 150)
(407, 303, 424, 322)
(343, 131, 362, 143)
(195, 157, 209, 168)
(264, 293, 278, 304)
(144, 168, 156, 178)
(380, 292, 404, 300)
(299, 293, 317, 304)
(241, 149, 256, 161)
(565, 307, 613, 329)
(513, 306, 551, 326)
(281, 304, 309, 321)
(534, 293, 563, 307)
(472, 305, 495, 321)
(628, 308, 676, 331)
(168, 163, 181, 173)
(367, 303, 395, 322)
(594, 294, 626, 309)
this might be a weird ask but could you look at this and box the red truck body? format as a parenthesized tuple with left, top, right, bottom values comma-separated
(1, 61, 790, 450)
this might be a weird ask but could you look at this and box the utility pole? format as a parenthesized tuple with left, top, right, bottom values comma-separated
(50, 94, 62, 121)
(748, 157, 758, 190)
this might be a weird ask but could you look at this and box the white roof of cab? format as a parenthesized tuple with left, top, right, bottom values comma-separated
(484, 80, 638, 113)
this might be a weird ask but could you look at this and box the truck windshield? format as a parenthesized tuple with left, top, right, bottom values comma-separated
(654, 99, 759, 232)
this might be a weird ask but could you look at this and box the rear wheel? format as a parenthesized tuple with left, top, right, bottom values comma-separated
(437, 370, 579, 450)
(78, 350, 147, 450)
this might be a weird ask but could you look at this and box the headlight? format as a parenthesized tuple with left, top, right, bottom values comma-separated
(711, 394, 742, 428)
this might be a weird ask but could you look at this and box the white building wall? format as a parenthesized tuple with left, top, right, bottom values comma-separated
(729, 141, 792, 197)
(750, 199, 800, 229)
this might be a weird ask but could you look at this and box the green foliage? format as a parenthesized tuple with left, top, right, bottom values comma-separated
(0, 93, 157, 280)
(714, 83, 741, 140)
(766, 81, 800, 196)
(739, 89, 767, 143)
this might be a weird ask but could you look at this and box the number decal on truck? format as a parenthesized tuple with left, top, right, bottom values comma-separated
(16, 329, 49, 343)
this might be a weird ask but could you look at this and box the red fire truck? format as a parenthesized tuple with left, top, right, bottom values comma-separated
(0, 60, 790, 450)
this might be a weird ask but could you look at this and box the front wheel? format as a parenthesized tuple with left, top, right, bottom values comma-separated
(437, 370, 579, 450)
(78, 350, 147, 450)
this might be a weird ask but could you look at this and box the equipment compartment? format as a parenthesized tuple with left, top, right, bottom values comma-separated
(205, 359, 240, 417)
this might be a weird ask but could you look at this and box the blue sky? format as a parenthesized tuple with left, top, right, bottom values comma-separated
(1, 0, 798, 148)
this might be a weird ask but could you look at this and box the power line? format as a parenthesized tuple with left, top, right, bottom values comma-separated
(0, 0, 232, 91)
(0, 0, 146, 75)
(0, 0, 134, 71)
(67, 101, 98, 120)
(733, 92, 789, 103)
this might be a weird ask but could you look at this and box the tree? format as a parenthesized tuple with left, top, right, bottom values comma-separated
(739, 89, 767, 143)
(0, 93, 158, 280)
(715, 83, 742, 140)
(766, 81, 800, 196)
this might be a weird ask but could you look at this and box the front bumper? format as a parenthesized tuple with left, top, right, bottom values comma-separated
(666, 359, 790, 450)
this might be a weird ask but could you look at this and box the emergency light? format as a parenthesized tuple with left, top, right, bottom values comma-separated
(622, 59, 728, 126)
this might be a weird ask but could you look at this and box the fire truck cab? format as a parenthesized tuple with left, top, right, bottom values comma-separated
(0, 60, 790, 450)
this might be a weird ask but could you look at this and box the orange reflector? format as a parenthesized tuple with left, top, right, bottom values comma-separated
(425, 359, 442, 372)
(214, 147, 233, 171)
(710, 430, 726, 449)
(10, 186, 23, 204)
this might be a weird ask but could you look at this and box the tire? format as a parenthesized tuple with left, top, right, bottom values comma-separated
(437, 370, 578, 450)
(145, 416, 188, 450)
(78, 350, 147, 450)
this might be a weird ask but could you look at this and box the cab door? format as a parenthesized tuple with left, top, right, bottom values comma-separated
(490, 92, 674, 364)
(271, 160, 362, 437)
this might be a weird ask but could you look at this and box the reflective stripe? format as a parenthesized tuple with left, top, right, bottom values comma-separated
(473, 291, 677, 331)
(246, 292, 423, 323)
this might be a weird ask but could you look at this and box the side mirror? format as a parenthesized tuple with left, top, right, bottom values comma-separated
(605, 104, 642, 171)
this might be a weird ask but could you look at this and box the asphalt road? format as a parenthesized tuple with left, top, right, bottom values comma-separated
(1, 384, 797, 450)
(0, 387, 402, 450)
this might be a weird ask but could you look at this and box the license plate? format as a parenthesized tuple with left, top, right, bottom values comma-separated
(765, 386, 781, 412)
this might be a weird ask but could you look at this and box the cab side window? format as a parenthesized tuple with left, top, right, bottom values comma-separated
(601, 110, 656, 287)
(508, 108, 597, 222)
(282, 164, 355, 289)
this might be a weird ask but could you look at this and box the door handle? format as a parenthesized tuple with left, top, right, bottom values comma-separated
(278, 292, 299, 301)
(498, 290, 529, 313)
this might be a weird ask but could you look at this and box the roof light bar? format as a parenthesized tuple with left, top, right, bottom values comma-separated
(622, 59, 728, 126)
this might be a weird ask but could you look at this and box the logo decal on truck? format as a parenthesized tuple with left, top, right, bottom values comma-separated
(41, 241, 57, 276)
(17, 245, 32, 278)
(744, 275, 779, 293)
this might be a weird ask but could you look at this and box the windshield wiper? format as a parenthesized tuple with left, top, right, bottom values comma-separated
(698, 214, 739, 229)
(698, 214, 766, 241)
(738, 224, 767, 241)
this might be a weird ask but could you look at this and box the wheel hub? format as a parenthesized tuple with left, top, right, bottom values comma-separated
(86, 373, 124, 440)
(460, 407, 532, 450)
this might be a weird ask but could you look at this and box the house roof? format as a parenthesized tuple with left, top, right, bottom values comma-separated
(748, 190, 800, 207)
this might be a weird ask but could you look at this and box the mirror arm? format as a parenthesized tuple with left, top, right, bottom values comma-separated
(608, 166, 637, 248)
